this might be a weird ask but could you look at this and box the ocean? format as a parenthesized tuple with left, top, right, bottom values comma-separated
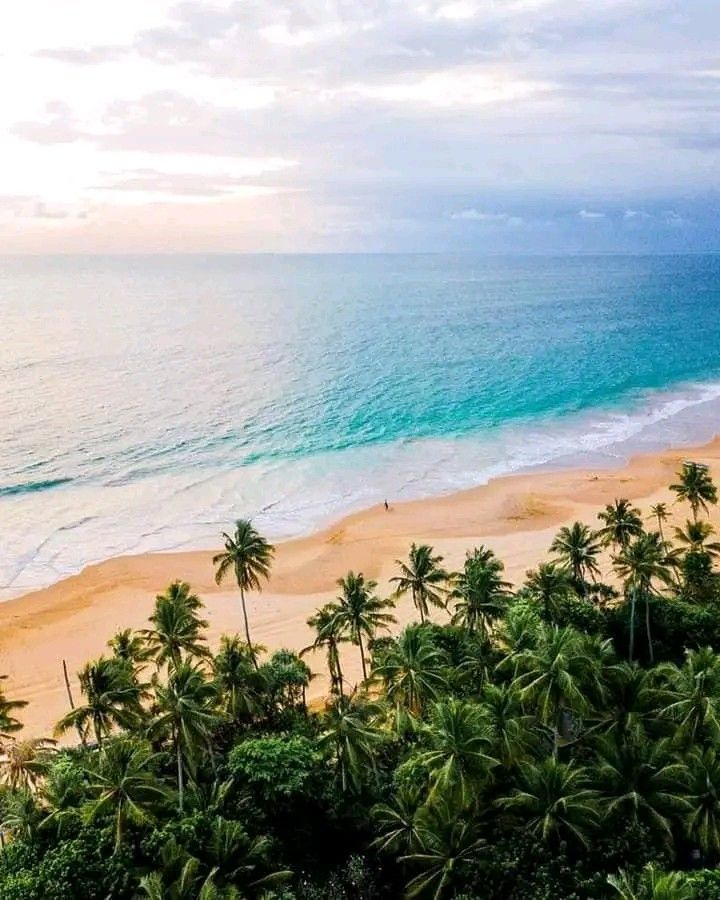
(2, 253, 720, 599)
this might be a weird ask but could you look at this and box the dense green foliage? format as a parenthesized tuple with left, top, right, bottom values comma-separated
(2, 474, 720, 897)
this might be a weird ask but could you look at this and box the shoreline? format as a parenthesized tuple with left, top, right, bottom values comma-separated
(3, 433, 720, 739)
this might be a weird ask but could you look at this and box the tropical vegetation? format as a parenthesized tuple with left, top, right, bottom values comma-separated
(2, 468, 720, 896)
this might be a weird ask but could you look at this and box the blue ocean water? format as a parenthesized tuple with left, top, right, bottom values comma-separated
(2, 253, 720, 597)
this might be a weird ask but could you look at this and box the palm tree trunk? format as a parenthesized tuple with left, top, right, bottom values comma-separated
(94, 717, 103, 749)
(357, 633, 367, 682)
(644, 591, 654, 664)
(176, 733, 184, 813)
(628, 588, 636, 663)
(415, 588, 425, 624)
(239, 585, 258, 670)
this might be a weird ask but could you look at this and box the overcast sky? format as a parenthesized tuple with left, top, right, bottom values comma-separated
(2, 0, 718, 252)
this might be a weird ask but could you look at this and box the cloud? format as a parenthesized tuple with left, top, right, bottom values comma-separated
(3, 0, 720, 251)
(35, 46, 125, 65)
(450, 208, 523, 224)
(623, 208, 651, 219)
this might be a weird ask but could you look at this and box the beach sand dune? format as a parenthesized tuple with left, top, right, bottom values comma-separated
(3, 437, 720, 739)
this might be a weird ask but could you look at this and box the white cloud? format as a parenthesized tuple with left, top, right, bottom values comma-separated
(578, 209, 606, 220)
(623, 208, 651, 219)
(344, 69, 551, 107)
(450, 209, 523, 225)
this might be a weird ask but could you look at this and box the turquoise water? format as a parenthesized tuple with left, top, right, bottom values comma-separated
(2, 253, 720, 596)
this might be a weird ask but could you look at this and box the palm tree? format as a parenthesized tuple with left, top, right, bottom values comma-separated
(212, 635, 265, 721)
(497, 757, 599, 848)
(550, 522, 602, 593)
(302, 603, 348, 698)
(523, 562, 575, 621)
(0, 676, 27, 738)
(673, 519, 720, 558)
(671, 461, 718, 522)
(84, 736, 170, 848)
(649, 503, 670, 544)
(143, 582, 210, 672)
(371, 625, 449, 718)
(608, 863, 693, 900)
(614, 531, 673, 663)
(319, 697, 383, 793)
(0, 737, 56, 793)
(480, 682, 537, 766)
(595, 734, 690, 839)
(599, 662, 669, 740)
(450, 546, 512, 637)
(331, 572, 395, 682)
(371, 784, 426, 856)
(598, 499, 643, 550)
(415, 699, 498, 806)
(686, 747, 720, 862)
(213, 520, 275, 669)
(138, 840, 230, 900)
(151, 661, 218, 812)
(499, 623, 603, 754)
(108, 628, 154, 670)
(664, 647, 720, 746)
(391, 544, 449, 624)
(55, 657, 144, 747)
(401, 800, 486, 900)
(201, 816, 291, 894)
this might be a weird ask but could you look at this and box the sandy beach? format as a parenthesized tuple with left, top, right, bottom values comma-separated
(3, 436, 720, 739)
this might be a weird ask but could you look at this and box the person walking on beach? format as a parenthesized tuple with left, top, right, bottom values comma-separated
(384, 499, 389, 511)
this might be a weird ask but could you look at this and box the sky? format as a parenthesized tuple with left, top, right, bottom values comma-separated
(1, 0, 719, 253)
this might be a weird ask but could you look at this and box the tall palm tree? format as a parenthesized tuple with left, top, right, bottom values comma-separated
(55, 657, 144, 747)
(143, 581, 210, 672)
(523, 563, 575, 622)
(84, 736, 170, 848)
(550, 522, 602, 593)
(213, 520, 275, 669)
(391, 544, 449, 624)
(649, 503, 670, 544)
(302, 603, 348, 698)
(671, 461, 718, 522)
(614, 532, 674, 663)
(371, 625, 449, 718)
(598, 499, 643, 551)
(415, 699, 498, 806)
(401, 800, 486, 900)
(497, 758, 599, 848)
(450, 546, 512, 637)
(212, 635, 265, 721)
(331, 572, 395, 682)
(151, 661, 218, 812)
